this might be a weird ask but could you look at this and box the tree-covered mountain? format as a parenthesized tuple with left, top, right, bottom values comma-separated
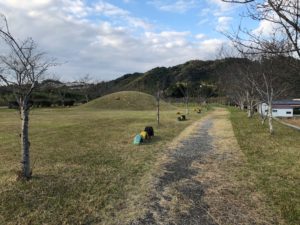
(97, 57, 300, 99)
(1, 58, 299, 107)
(89, 59, 242, 99)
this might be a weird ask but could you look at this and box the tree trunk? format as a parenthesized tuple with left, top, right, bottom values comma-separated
(268, 104, 274, 135)
(185, 102, 189, 115)
(21, 105, 31, 179)
(185, 99, 189, 115)
(247, 107, 252, 117)
(259, 103, 266, 124)
(239, 100, 244, 110)
(247, 101, 254, 118)
(185, 84, 189, 115)
(156, 91, 160, 125)
(261, 116, 267, 125)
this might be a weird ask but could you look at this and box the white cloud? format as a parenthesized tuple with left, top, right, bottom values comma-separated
(148, 0, 197, 13)
(93, 1, 151, 30)
(94, 1, 128, 17)
(252, 19, 281, 37)
(145, 31, 190, 49)
(0, 0, 229, 81)
(216, 16, 233, 31)
(195, 33, 206, 39)
(198, 38, 226, 53)
(207, 0, 234, 14)
(0, 0, 52, 9)
(197, 18, 210, 26)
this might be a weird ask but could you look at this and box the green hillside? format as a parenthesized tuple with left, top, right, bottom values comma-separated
(82, 91, 176, 111)
(91, 59, 224, 98)
(1, 58, 299, 107)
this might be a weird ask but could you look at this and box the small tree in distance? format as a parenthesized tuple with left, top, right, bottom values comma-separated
(78, 74, 92, 103)
(155, 82, 162, 126)
(0, 14, 55, 179)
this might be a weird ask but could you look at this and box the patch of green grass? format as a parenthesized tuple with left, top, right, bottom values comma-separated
(82, 91, 176, 111)
(229, 108, 300, 225)
(0, 106, 204, 224)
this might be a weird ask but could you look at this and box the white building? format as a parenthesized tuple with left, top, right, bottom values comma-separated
(258, 99, 300, 118)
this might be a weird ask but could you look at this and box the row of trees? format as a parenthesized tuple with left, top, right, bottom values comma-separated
(220, 0, 300, 134)
(1, 0, 299, 179)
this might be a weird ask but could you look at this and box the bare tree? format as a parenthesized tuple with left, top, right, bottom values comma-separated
(178, 82, 189, 115)
(228, 35, 291, 133)
(56, 83, 68, 106)
(251, 53, 290, 134)
(222, 0, 300, 58)
(233, 62, 258, 118)
(242, 41, 290, 134)
(0, 15, 55, 179)
(221, 70, 247, 110)
(217, 50, 260, 117)
(221, 0, 298, 134)
(156, 84, 160, 126)
(78, 74, 92, 103)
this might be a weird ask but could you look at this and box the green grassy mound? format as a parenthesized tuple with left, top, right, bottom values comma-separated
(83, 91, 175, 110)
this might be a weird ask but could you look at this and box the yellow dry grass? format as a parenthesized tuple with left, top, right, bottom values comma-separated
(0, 106, 206, 225)
(107, 110, 211, 224)
(192, 108, 285, 225)
(113, 110, 214, 224)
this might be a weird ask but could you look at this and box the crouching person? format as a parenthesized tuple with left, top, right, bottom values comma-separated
(144, 126, 154, 138)
(140, 130, 149, 140)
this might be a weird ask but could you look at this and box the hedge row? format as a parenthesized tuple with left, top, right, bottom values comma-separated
(8, 100, 76, 109)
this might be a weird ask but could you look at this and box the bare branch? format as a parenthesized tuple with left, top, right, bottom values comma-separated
(222, 0, 254, 3)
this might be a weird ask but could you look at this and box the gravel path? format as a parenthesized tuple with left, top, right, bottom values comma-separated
(130, 118, 217, 225)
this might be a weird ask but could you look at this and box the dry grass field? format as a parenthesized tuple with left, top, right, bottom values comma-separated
(0, 92, 206, 225)
(230, 108, 300, 225)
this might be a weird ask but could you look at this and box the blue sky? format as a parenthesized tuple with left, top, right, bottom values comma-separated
(0, 0, 262, 81)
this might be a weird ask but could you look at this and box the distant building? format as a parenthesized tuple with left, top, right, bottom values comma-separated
(258, 99, 300, 118)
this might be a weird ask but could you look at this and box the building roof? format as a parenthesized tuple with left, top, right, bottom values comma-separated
(273, 99, 300, 105)
(273, 105, 294, 109)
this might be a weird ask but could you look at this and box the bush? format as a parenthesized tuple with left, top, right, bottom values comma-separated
(64, 100, 75, 107)
(8, 101, 19, 109)
(33, 100, 52, 107)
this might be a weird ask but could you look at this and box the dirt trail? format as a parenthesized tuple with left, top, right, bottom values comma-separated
(129, 108, 281, 225)
(130, 111, 218, 225)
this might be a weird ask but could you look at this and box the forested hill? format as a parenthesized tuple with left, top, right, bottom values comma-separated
(1, 58, 237, 106)
(90, 58, 245, 98)
(1, 57, 299, 107)
(90, 56, 300, 101)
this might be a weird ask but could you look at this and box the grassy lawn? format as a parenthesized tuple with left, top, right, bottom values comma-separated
(229, 108, 300, 225)
(0, 106, 204, 224)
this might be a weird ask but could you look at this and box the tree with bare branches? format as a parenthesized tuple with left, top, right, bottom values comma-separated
(221, 0, 298, 134)
(156, 84, 161, 126)
(217, 54, 259, 117)
(78, 74, 92, 103)
(177, 82, 189, 115)
(253, 54, 291, 133)
(0, 14, 55, 179)
(222, 0, 300, 58)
